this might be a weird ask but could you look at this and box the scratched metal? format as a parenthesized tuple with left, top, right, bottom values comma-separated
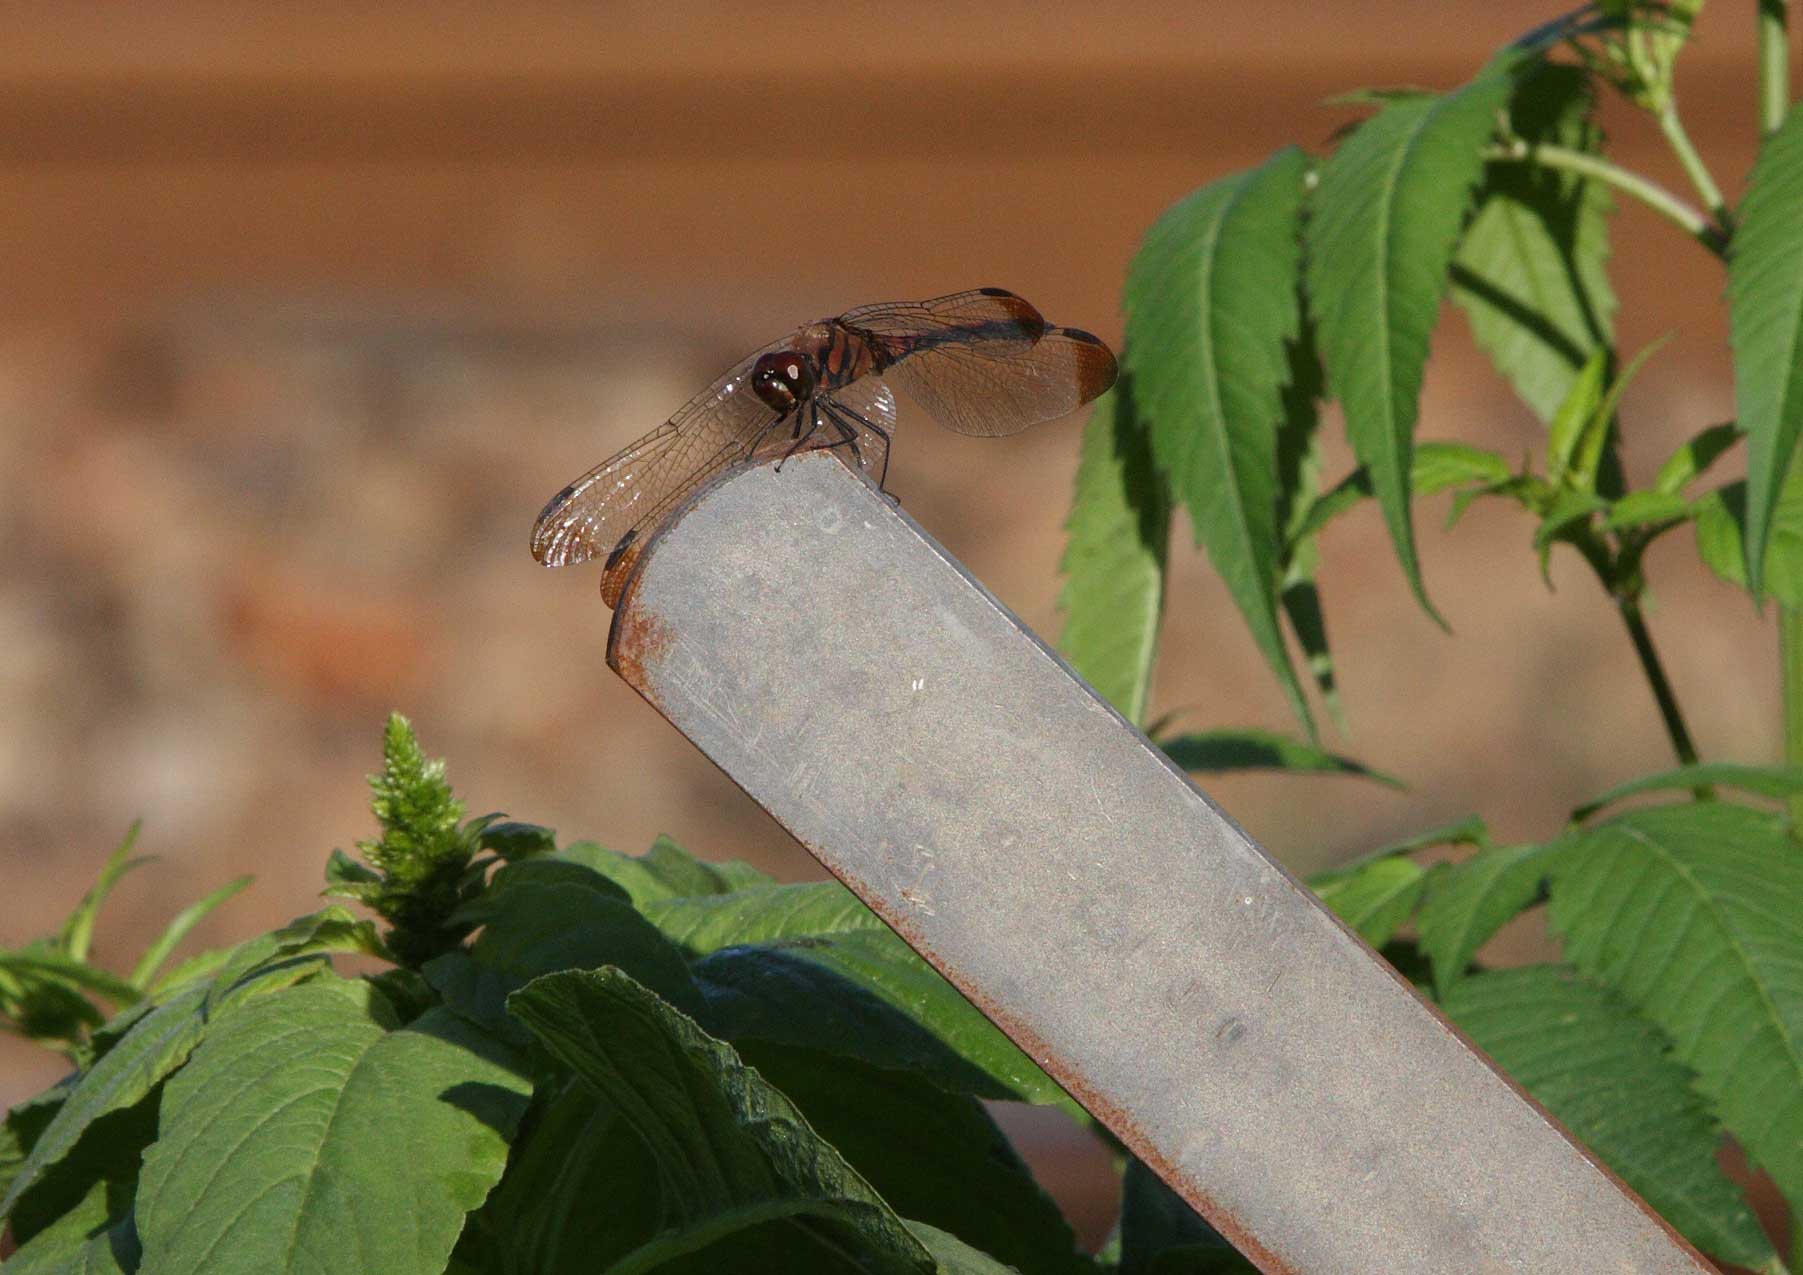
(605, 451, 1718, 1275)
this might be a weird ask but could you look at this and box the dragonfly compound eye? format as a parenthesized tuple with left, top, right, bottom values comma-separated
(751, 351, 814, 412)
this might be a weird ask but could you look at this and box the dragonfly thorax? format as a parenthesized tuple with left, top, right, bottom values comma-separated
(750, 349, 816, 413)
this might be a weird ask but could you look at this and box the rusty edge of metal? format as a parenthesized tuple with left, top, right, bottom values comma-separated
(603, 456, 1722, 1275)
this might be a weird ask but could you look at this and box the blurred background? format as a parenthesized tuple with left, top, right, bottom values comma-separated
(1, 0, 1793, 1247)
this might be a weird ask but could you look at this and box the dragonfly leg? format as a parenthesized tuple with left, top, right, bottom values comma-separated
(817, 402, 869, 472)
(775, 402, 822, 472)
(831, 402, 893, 489)
(750, 409, 792, 470)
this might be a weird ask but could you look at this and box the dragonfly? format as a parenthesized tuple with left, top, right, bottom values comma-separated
(530, 288, 1117, 598)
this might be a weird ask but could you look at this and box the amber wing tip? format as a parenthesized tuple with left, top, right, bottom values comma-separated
(1051, 326, 1119, 404)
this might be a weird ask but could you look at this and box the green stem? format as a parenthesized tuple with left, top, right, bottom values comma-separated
(1760, 0, 1792, 137)
(1655, 102, 1730, 221)
(1572, 532, 1705, 769)
(1785, 592, 1803, 827)
(1617, 594, 1703, 766)
(1480, 141, 1726, 258)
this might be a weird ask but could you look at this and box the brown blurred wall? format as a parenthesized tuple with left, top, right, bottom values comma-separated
(0, 5, 1793, 1223)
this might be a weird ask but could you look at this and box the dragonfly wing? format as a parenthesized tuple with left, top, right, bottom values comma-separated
(885, 326, 1118, 437)
(841, 288, 1047, 358)
(531, 338, 789, 566)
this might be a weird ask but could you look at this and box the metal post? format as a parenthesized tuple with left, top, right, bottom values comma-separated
(606, 452, 1717, 1275)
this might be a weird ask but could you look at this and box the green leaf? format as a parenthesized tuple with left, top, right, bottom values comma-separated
(1160, 729, 1402, 787)
(2, 1175, 140, 1274)
(0, 950, 140, 1010)
(1544, 348, 1608, 489)
(461, 1079, 657, 1275)
(739, 1043, 1094, 1275)
(643, 880, 885, 954)
(1696, 469, 1803, 607)
(0, 967, 104, 1043)
(1275, 330, 1341, 727)
(426, 855, 702, 1042)
(138, 981, 531, 1275)
(909, 1222, 1033, 1275)
(1126, 147, 1314, 732)
(1603, 490, 1692, 531)
(1288, 441, 1512, 545)
(1572, 762, 1803, 820)
(1452, 64, 1617, 424)
(477, 820, 558, 859)
(559, 834, 774, 908)
(1532, 489, 1608, 569)
(58, 824, 149, 966)
(456, 851, 632, 908)
(1373, 813, 1493, 857)
(1311, 813, 1491, 891)
(199, 906, 382, 1012)
(1307, 56, 1519, 622)
(1655, 421, 1740, 494)
(1057, 380, 1170, 725)
(691, 946, 1016, 1099)
(1, 982, 209, 1221)
(127, 875, 252, 990)
(1117, 1156, 1246, 1275)
(507, 968, 935, 1275)
(1446, 473, 1547, 530)
(323, 847, 380, 890)
(5, 1088, 157, 1254)
(1416, 842, 1557, 996)
(1548, 802, 1803, 1211)
(1312, 857, 1427, 946)
(1445, 966, 1773, 1266)
(1324, 86, 1435, 107)
(1407, 441, 1514, 495)
(1275, 315, 1327, 543)
(643, 883, 1073, 1111)
(1574, 336, 1673, 495)
(1, 1081, 69, 1208)
(1730, 101, 1803, 596)
(1279, 573, 1340, 730)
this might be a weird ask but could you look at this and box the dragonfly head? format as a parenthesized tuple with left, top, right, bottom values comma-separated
(751, 350, 815, 413)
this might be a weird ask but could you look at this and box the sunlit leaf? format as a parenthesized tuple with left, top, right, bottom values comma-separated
(1654, 421, 1740, 494)
(1126, 147, 1313, 731)
(1549, 802, 1803, 1212)
(1695, 472, 1803, 607)
(128, 876, 252, 991)
(509, 969, 935, 1275)
(1417, 841, 1558, 996)
(138, 981, 530, 1275)
(1729, 102, 1803, 595)
(1307, 54, 1521, 622)
(1313, 857, 1427, 946)
(1160, 730, 1401, 787)
(1572, 762, 1803, 821)
(1603, 490, 1691, 531)
(1446, 966, 1773, 1266)
(1452, 64, 1617, 424)
(1058, 381, 1170, 725)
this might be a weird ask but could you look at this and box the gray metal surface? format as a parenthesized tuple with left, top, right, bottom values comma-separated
(606, 451, 1717, 1275)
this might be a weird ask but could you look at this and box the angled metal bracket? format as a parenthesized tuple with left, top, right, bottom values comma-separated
(605, 451, 1716, 1275)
